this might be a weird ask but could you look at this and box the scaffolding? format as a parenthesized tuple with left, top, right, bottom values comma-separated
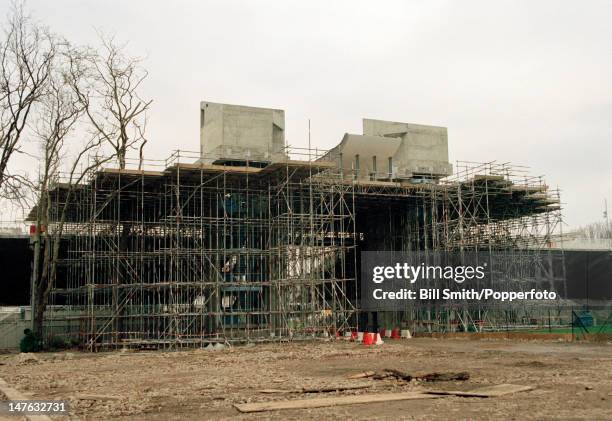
(348, 160, 564, 333)
(40, 150, 564, 349)
(42, 149, 357, 350)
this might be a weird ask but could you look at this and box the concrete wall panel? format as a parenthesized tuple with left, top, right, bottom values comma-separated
(200, 101, 286, 163)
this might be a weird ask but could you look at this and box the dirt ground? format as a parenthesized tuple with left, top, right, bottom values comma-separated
(1, 338, 611, 420)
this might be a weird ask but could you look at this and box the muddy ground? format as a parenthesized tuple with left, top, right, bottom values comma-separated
(1, 338, 611, 420)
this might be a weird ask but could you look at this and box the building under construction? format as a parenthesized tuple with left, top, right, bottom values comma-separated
(38, 101, 564, 350)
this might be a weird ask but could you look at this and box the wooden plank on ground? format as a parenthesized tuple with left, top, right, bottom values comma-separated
(426, 384, 534, 398)
(234, 392, 438, 413)
(347, 371, 375, 379)
(258, 389, 292, 394)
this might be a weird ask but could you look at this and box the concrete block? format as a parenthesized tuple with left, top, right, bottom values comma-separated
(363, 119, 452, 179)
(200, 101, 287, 164)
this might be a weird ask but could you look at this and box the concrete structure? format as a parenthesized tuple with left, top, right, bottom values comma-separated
(327, 118, 452, 181)
(331, 134, 401, 181)
(200, 101, 287, 164)
(29, 102, 566, 350)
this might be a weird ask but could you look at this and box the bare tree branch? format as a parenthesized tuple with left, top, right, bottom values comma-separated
(71, 32, 152, 169)
(0, 2, 54, 195)
(30, 36, 118, 337)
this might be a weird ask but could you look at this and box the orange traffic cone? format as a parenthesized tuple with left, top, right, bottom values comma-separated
(362, 332, 374, 346)
(390, 328, 400, 339)
(350, 331, 358, 341)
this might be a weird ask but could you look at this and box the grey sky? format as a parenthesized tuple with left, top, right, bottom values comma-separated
(2, 0, 611, 228)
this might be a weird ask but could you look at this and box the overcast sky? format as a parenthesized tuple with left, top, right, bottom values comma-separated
(2, 0, 611, 228)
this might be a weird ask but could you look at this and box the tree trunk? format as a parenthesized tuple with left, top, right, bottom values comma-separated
(30, 232, 41, 333)
(33, 234, 51, 337)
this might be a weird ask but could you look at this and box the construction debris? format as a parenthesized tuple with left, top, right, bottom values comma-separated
(359, 369, 470, 382)
(239, 382, 534, 413)
(301, 384, 372, 393)
(426, 384, 534, 398)
(418, 372, 471, 382)
(258, 384, 372, 394)
(347, 370, 376, 379)
(234, 392, 439, 413)
(258, 389, 291, 394)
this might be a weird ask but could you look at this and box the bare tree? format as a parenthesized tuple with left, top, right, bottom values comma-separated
(0, 3, 54, 197)
(30, 45, 115, 337)
(573, 220, 612, 240)
(72, 34, 151, 170)
(0, 5, 152, 339)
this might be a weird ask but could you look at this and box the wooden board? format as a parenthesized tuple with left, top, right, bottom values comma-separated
(258, 389, 291, 394)
(426, 384, 534, 398)
(234, 392, 438, 413)
(258, 384, 372, 394)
